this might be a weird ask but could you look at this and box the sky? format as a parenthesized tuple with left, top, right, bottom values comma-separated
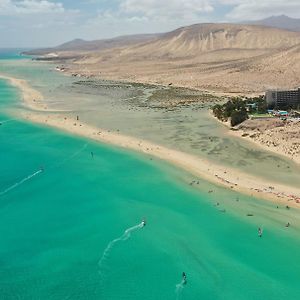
(0, 0, 300, 48)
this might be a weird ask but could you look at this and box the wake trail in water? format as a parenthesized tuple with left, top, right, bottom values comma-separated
(175, 279, 186, 300)
(0, 169, 42, 197)
(0, 118, 16, 125)
(50, 143, 88, 170)
(0, 143, 88, 197)
(98, 222, 144, 273)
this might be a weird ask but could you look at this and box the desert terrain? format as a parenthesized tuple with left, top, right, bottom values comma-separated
(25, 22, 300, 167)
(232, 118, 300, 164)
(29, 23, 300, 94)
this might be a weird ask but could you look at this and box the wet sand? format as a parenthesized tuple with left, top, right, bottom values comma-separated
(231, 119, 300, 165)
(212, 114, 300, 165)
(2, 73, 300, 207)
(3, 59, 300, 189)
(0, 74, 46, 111)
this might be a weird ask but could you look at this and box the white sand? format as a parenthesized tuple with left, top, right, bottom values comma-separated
(212, 114, 300, 165)
(231, 119, 300, 165)
(0, 74, 47, 111)
(2, 73, 300, 207)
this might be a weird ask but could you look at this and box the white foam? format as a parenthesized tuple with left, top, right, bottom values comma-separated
(175, 279, 186, 300)
(98, 222, 144, 272)
(0, 169, 42, 196)
(0, 143, 88, 197)
(50, 143, 88, 169)
(0, 118, 16, 124)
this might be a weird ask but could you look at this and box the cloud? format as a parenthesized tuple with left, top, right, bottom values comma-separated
(82, 0, 216, 40)
(82, 0, 217, 42)
(221, 0, 300, 20)
(0, 0, 64, 15)
(80, 0, 300, 23)
(119, 0, 214, 20)
(2, 0, 300, 47)
(0, 0, 81, 47)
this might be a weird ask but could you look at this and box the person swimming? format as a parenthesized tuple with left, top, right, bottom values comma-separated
(182, 272, 187, 285)
(142, 218, 146, 227)
(258, 227, 263, 237)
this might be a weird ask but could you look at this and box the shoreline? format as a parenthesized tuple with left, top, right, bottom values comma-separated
(2, 72, 300, 207)
(0, 74, 47, 111)
(55, 64, 262, 99)
(228, 128, 300, 165)
(211, 113, 300, 165)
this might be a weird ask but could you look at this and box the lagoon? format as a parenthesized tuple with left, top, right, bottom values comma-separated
(1, 55, 300, 300)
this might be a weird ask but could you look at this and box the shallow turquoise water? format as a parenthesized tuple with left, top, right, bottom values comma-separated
(1, 64, 300, 299)
(0, 49, 29, 60)
(1, 55, 300, 189)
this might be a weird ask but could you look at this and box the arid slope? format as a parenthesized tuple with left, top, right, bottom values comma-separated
(36, 23, 300, 94)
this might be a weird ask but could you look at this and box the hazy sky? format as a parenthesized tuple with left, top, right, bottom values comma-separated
(0, 0, 299, 48)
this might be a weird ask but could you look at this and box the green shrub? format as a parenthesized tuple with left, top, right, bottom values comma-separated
(212, 95, 265, 126)
(230, 110, 248, 126)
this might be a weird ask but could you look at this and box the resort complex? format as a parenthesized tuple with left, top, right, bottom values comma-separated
(266, 88, 300, 109)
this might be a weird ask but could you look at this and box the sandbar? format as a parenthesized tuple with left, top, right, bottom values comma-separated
(2, 73, 300, 207)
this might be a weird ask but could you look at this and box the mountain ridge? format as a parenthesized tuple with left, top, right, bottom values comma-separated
(121, 23, 300, 58)
(246, 15, 300, 32)
(26, 22, 300, 94)
(27, 23, 300, 57)
(24, 33, 161, 55)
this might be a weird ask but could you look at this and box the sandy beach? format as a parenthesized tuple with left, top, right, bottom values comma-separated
(212, 114, 300, 165)
(0, 74, 47, 111)
(2, 73, 300, 207)
(232, 119, 300, 165)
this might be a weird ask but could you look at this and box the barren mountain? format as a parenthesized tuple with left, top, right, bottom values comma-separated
(248, 15, 300, 32)
(24, 33, 161, 55)
(33, 23, 300, 94)
(114, 23, 300, 58)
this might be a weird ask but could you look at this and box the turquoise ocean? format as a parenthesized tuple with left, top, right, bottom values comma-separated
(1, 53, 300, 300)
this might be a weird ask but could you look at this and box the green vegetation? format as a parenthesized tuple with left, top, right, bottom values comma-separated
(148, 87, 221, 109)
(245, 95, 267, 114)
(212, 96, 267, 127)
(230, 110, 248, 126)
